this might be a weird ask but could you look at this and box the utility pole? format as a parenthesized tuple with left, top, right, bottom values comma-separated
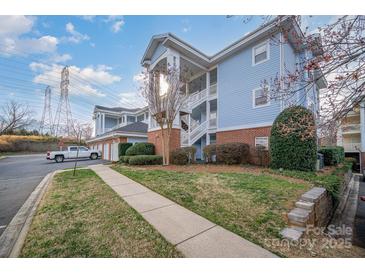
(39, 86, 53, 135)
(54, 66, 75, 137)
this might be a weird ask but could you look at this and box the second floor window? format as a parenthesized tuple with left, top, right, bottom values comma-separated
(253, 86, 270, 108)
(253, 41, 269, 65)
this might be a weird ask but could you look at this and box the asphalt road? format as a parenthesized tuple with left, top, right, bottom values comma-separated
(0, 154, 108, 236)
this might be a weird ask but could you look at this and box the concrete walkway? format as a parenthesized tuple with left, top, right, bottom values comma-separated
(89, 164, 277, 258)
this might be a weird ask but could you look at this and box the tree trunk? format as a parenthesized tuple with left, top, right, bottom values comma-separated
(165, 126, 171, 165)
(159, 125, 167, 165)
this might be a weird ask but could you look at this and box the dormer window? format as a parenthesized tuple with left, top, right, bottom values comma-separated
(252, 41, 269, 65)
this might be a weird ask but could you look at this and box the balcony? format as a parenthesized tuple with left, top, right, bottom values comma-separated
(209, 84, 217, 97)
(341, 124, 360, 134)
(209, 117, 217, 128)
(343, 143, 361, 152)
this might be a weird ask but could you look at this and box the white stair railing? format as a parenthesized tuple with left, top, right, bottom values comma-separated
(190, 120, 208, 144)
(188, 89, 207, 109)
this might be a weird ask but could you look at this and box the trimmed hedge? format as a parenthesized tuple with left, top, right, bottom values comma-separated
(318, 146, 345, 166)
(125, 142, 155, 156)
(216, 142, 249, 165)
(118, 143, 133, 157)
(171, 146, 197, 165)
(128, 155, 163, 165)
(203, 144, 217, 163)
(270, 106, 317, 171)
(119, 155, 131, 164)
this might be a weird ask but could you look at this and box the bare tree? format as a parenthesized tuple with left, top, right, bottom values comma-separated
(72, 121, 93, 176)
(0, 100, 32, 134)
(141, 65, 188, 165)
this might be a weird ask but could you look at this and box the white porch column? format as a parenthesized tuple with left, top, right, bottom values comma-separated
(360, 102, 365, 152)
(97, 112, 102, 135)
(206, 133, 210, 146)
(188, 114, 191, 146)
(206, 71, 210, 96)
(206, 72, 210, 126)
(102, 113, 105, 134)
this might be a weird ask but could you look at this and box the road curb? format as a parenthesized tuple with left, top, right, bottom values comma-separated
(0, 170, 56, 258)
(0, 156, 7, 161)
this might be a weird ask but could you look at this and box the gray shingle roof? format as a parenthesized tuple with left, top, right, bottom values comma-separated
(113, 121, 148, 133)
(94, 105, 141, 113)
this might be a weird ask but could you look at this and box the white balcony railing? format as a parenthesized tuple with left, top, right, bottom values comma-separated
(343, 143, 361, 152)
(342, 124, 360, 134)
(209, 117, 217, 128)
(209, 84, 217, 96)
(188, 88, 207, 109)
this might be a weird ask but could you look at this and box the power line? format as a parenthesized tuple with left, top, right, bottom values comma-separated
(0, 50, 141, 109)
(39, 86, 54, 135)
(54, 66, 75, 137)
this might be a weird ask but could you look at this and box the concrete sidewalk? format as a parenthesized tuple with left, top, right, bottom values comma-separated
(89, 164, 277, 258)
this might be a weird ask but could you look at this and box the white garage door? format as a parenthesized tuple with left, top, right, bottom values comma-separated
(103, 143, 109, 160)
(111, 143, 119, 162)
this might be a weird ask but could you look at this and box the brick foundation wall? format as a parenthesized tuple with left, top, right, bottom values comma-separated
(148, 128, 181, 156)
(217, 126, 271, 166)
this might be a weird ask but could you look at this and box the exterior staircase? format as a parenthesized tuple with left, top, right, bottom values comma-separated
(180, 87, 216, 146)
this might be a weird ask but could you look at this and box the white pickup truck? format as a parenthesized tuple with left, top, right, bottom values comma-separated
(47, 146, 101, 163)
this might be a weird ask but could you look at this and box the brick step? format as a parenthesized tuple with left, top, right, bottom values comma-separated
(280, 227, 303, 241)
(295, 200, 314, 211)
(300, 187, 326, 203)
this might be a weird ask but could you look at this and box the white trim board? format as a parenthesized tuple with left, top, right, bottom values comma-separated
(87, 132, 148, 143)
(217, 122, 273, 132)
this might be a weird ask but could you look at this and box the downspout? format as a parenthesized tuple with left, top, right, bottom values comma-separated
(279, 31, 284, 111)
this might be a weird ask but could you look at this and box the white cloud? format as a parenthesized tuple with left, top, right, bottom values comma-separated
(80, 16, 96, 22)
(0, 16, 59, 56)
(29, 62, 122, 98)
(119, 92, 146, 108)
(112, 20, 125, 33)
(0, 16, 34, 36)
(103, 16, 125, 33)
(63, 22, 90, 44)
(181, 19, 192, 33)
(50, 53, 72, 63)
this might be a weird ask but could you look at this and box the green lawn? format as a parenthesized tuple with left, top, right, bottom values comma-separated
(20, 169, 181, 258)
(112, 165, 310, 256)
(112, 164, 365, 258)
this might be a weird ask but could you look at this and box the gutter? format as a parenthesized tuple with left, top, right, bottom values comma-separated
(86, 131, 148, 143)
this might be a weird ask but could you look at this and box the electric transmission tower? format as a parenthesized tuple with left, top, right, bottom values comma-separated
(54, 66, 75, 137)
(39, 86, 54, 135)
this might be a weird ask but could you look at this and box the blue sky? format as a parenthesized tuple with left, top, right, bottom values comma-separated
(0, 15, 335, 124)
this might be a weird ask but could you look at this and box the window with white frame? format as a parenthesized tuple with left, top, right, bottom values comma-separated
(253, 86, 270, 107)
(255, 137, 269, 150)
(252, 41, 269, 65)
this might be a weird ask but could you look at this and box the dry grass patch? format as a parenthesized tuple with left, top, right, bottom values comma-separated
(20, 169, 181, 258)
